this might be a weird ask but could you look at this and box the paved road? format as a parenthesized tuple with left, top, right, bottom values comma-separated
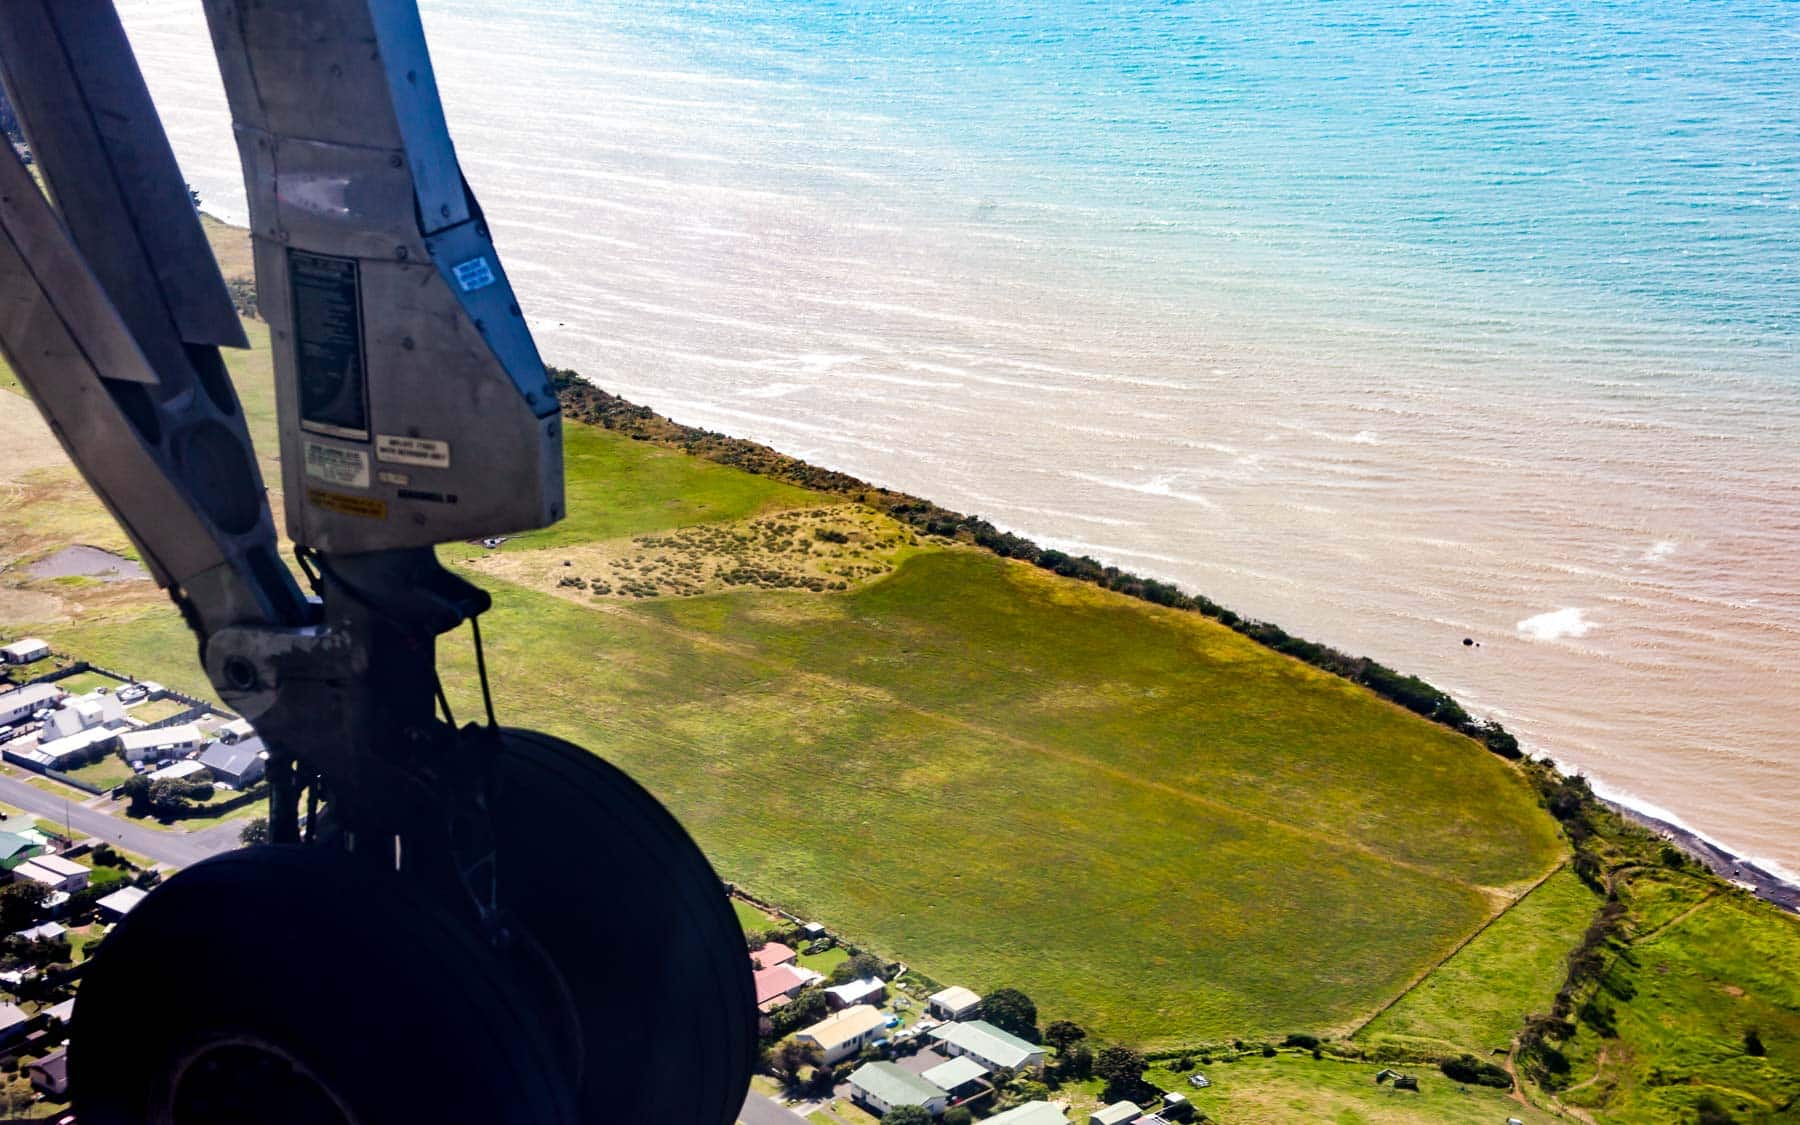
(739, 1092, 809, 1125)
(0, 772, 243, 868)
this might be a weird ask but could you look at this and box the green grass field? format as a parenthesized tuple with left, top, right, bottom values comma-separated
(1550, 869, 1800, 1123)
(1360, 865, 1600, 1056)
(1146, 1053, 1558, 1124)
(5, 315, 1573, 1045)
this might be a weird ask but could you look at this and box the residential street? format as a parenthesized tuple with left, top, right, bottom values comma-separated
(738, 1091, 810, 1125)
(0, 772, 242, 868)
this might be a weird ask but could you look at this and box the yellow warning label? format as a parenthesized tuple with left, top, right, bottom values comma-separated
(307, 488, 388, 520)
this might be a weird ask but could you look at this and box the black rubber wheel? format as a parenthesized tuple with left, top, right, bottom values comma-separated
(490, 729, 756, 1125)
(71, 846, 577, 1125)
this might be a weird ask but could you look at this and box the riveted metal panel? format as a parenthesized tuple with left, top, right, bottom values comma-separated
(367, 4, 468, 234)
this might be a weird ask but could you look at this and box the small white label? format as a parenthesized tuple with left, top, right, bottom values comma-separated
(378, 470, 410, 487)
(376, 434, 451, 469)
(452, 256, 496, 292)
(303, 441, 370, 489)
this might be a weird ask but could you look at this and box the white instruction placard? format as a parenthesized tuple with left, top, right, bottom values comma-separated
(376, 434, 452, 469)
(303, 441, 370, 489)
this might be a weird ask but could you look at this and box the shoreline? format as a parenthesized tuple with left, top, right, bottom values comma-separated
(194, 209, 1800, 915)
(1606, 799, 1800, 913)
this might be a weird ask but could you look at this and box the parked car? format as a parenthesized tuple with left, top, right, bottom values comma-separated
(117, 685, 147, 703)
(1188, 1074, 1211, 1089)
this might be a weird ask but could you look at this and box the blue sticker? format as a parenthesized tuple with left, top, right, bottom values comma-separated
(452, 256, 496, 293)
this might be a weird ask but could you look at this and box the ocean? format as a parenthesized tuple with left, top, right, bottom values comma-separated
(118, 0, 1799, 879)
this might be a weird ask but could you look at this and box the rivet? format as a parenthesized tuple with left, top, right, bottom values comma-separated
(389, 153, 403, 169)
(401, 336, 415, 351)
(395, 245, 408, 260)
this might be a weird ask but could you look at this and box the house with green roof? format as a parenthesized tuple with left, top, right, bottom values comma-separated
(847, 1061, 948, 1117)
(927, 1018, 1046, 1073)
(0, 832, 44, 872)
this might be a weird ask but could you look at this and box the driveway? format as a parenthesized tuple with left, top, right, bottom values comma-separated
(0, 772, 243, 868)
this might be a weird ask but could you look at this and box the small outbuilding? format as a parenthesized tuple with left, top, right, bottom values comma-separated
(824, 976, 886, 1010)
(0, 639, 49, 665)
(96, 885, 148, 922)
(1090, 1102, 1141, 1125)
(928, 985, 982, 1020)
(147, 759, 209, 783)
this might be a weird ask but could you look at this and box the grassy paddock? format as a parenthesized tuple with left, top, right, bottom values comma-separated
(3, 309, 1569, 1047)
(1150, 1053, 1559, 1124)
(1360, 865, 1600, 1056)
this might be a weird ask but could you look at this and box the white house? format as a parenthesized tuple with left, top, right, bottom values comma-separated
(928, 1020, 1046, 1073)
(29, 726, 119, 769)
(825, 976, 886, 1010)
(847, 1061, 948, 1117)
(12, 854, 89, 894)
(117, 724, 203, 764)
(42, 691, 126, 740)
(0, 639, 49, 665)
(928, 985, 983, 1020)
(0, 684, 63, 727)
(792, 1004, 888, 1065)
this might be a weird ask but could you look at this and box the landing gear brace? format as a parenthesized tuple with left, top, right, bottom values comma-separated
(0, 3, 754, 1120)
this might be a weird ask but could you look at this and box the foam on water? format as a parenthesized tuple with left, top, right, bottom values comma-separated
(115, 0, 1800, 877)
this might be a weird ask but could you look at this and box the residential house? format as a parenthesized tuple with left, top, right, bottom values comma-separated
(26, 1048, 67, 1098)
(13, 855, 89, 894)
(825, 976, 885, 1010)
(199, 736, 266, 789)
(753, 963, 820, 1011)
(792, 1004, 887, 1065)
(42, 691, 126, 740)
(96, 885, 147, 921)
(750, 941, 797, 969)
(0, 684, 63, 727)
(928, 985, 982, 1021)
(988, 1104, 1070, 1125)
(0, 833, 44, 872)
(117, 724, 203, 765)
(928, 1020, 1046, 1073)
(847, 1061, 948, 1117)
(0, 639, 49, 666)
(29, 726, 120, 770)
(12, 922, 65, 943)
(921, 1055, 988, 1098)
(1089, 1102, 1141, 1125)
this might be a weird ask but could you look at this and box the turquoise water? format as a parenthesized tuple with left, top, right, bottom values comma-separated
(121, 0, 1800, 875)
